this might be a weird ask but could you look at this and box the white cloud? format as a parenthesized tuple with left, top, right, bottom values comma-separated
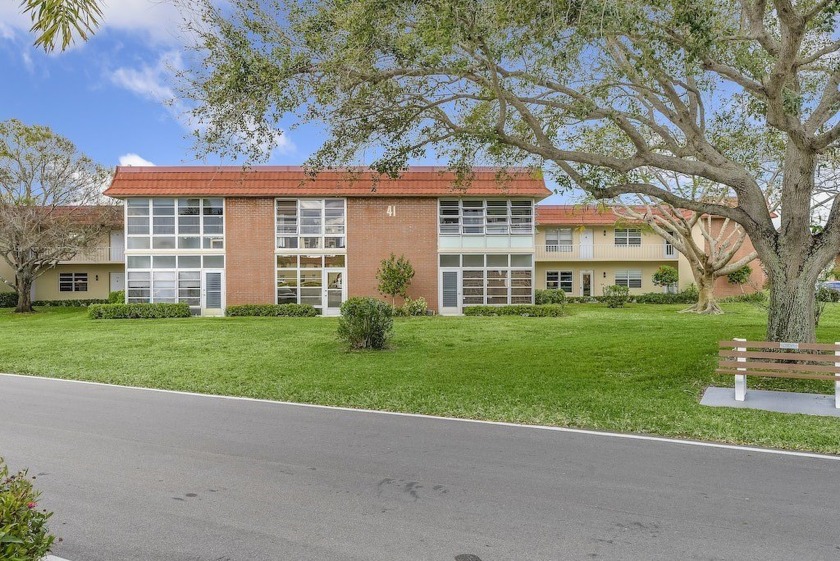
(21, 51, 33, 74)
(119, 153, 156, 166)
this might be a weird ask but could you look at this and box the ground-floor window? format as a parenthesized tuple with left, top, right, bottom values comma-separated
(126, 254, 224, 314)
(615, 269, 642, 289)
(276, 254, 346, 312)
(439, 253, 533, 306)
(546, 271, 572, 293)
(59, 272, 88, 292)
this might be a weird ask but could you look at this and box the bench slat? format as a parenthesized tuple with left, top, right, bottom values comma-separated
(718, 340, 839, 352)
(719, 350, 840, 363)
(715, 369, 839, 382)
(719, 360, 840, 374)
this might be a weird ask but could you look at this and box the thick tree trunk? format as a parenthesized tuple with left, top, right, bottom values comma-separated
(14, 276, 33, 313)
(766, 271, 818, 343)
(682, 269, 722, 314)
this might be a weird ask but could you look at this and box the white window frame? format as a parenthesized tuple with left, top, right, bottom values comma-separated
(546, 270, 573, 292)
(545, 228, 573, 252)
(614, 228, 642, 247)
(59, 272, 88, 293)
(275, 198, 347, 251)
(615, 269, 643, 289)
(438, 200, 534, 236)
(125, 197, 225, 251)
(439, 253, 534, 305)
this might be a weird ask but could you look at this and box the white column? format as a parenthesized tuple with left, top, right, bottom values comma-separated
(835, 343, 840, 409)
(735, 338, 747, 402)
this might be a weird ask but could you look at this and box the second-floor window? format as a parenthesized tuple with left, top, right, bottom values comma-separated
(545, 228, 573, 252)
(614, 228, 642, 247)
(439, 200, 533, 235)
(276, 199, 346, 250)
(126, 198, 224, 250)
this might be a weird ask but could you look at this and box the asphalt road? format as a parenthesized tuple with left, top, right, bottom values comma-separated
(1, 374, 839, 561)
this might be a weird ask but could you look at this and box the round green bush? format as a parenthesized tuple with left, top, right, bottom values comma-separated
(337, 297, 394, 349)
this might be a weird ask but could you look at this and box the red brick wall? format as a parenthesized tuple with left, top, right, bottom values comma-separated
(225, 198, 276, 305)
(708, 217, 767, 297)
(347, 198, 439, 311)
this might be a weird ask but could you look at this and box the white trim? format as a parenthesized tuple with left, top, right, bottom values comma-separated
(2, 373, 837, 462)
(579, 270, 593, 297)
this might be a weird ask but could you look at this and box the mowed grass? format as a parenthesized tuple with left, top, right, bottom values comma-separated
(1, 304, 840, 453)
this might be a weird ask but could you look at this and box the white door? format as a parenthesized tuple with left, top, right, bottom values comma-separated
(202, 270, 225, 316)
(580, 228, 594, 259)
(323, 269, 345, 316)
(440, 270, 461, 315)
(109, 272, 125, 293)
(110, 230, 125, 262)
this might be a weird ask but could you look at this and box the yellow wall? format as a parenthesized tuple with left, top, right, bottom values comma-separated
(33, 264, 123, 300)
(535, 225, 665, 247)
(535, 261, 678, 296)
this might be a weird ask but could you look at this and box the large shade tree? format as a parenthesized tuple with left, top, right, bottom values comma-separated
(0, 119, 112, 313)
(185, 0, 840, 342)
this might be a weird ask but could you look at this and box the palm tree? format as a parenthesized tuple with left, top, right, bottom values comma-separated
(20, 0, 104, 52)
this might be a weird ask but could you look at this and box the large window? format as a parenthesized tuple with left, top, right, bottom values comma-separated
(614, 228, 642, 247)
(439, 200, 534, 235)
(439, 253, 533, 304)
(276, 254, 346, 308)
(59, 273, 88, 292)
(615, 269, 642, 289)
(276, 199, 346, 250)
(546, 271, 573, 293)
(126, 198, 224, 250)
(126, 254, 225, 312)
(545, 228, 573, 252)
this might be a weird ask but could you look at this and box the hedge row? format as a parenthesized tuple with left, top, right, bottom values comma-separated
(463, 304, 567, 317)
(225, 304, 319, 317)
(0, 293, 110, 308)
(88, 303, 192, 319)
(0, 292, 17, 307)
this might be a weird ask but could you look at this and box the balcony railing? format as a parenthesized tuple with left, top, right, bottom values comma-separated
(62, 247, 124, 264)
(536, 244, 678, 261)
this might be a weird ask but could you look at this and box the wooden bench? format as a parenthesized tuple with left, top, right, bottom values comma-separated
(717, 339, 840, 408)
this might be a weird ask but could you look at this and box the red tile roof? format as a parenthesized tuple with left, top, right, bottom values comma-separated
(104, 166, 550, 198)
(536, 205, 645, 226)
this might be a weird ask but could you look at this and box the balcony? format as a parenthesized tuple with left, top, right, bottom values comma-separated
(536, 244, 678, 261)
(62, 247, 125, 264)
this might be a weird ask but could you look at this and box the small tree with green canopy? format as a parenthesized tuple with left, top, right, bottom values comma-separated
(184, 0, 840, 342)
(376, 253, 415, 306)
(652, 265, 679, 290)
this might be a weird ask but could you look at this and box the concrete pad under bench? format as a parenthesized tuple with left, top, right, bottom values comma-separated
(701, 386, 840, 417)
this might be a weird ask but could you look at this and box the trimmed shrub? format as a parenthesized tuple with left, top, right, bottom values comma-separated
(33, 298, 109, 307)
(566, 296, 603, 304)
(0, 457, 55, 561)
(337, 297, 394, 349)
(108, 290, 125, 304)
(88, 303, 191, 319)
(463, 304, 567, 317)
(603, 285, 630, 308)
(535, 289, 567, 305)
(817, 286, 840, 303)
(398, 297, 428, 317)
(652, 265, 679, 288)
(225, 304, 319, 317)
(721, 291, 769, 303)
(0, 292, 17, 307)
(633, 290, 698, 304)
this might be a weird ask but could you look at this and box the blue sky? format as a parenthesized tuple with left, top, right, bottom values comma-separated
(0, 0, 567, 202)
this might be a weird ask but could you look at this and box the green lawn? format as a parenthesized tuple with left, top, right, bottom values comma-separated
(2, 304, 840, 453)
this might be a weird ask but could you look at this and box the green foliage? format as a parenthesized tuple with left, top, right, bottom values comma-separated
(535, 289, 567, 305)
(393, 297, 428, 317)
(33, 299, 108, 307)
(817, 287, 840, 303)
(21, 0, 104, 52)
(0, 293, 17, 308)
(721, 291, 769, 303)
(88, 303, 192, 320)
(108, 291, 125, 304)
(633, 290, 698, 304)
(0, 457, 55, 561)
(376, 254, 415, 303)
(225, 304, 319, 317)
(652, 266, 679, 287)
(603, 285, 630, 308)
(337, 297, 394, 349)
(727, 265, 752, 285)
(682, 283, 699, 300)
(463, 304, 567, 317)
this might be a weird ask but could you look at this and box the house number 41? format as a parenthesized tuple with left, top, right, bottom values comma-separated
(386, 205, 396, 217)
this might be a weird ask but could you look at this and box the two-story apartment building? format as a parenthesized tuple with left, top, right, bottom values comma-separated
(534, 205, 766, 296)
(103, 166, 551, 316)
(0, 206, 125, 302)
